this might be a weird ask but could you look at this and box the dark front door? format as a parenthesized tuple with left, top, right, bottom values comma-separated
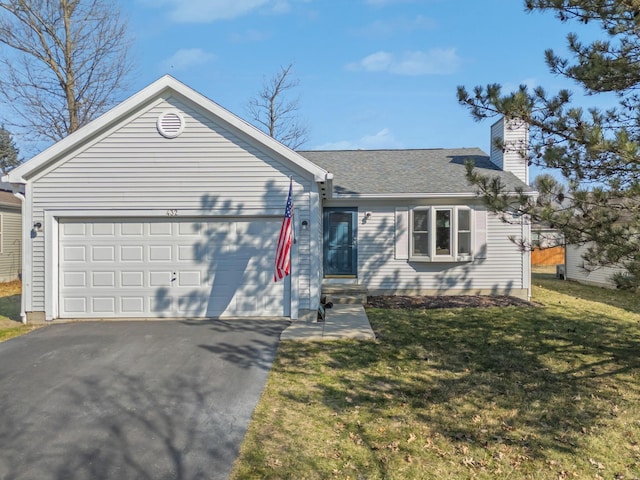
(323, 208, 357, 276)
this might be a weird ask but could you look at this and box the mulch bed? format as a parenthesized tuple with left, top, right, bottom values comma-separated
(366, 295, 539, 310)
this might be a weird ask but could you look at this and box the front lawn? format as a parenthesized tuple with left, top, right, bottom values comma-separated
(232, 276, 640, 479)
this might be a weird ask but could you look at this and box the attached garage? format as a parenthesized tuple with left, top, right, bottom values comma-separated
(58, 218, 289, 318)
(5, 75, 330, 323)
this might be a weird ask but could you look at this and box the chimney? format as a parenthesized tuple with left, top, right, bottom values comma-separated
(490, 117, 529, 185)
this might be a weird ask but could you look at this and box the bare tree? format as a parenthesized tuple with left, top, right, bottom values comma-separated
(0, 0, 133, 144)
(246, 63, 309, 150)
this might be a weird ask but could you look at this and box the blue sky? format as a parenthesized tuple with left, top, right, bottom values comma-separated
(117, 1, 599, 180)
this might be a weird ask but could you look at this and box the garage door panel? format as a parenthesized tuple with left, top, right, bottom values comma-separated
(177, 244, 199, 261)
(177, 296, 207, 315)
(92, 246, 114, 262)
(149, 271, 173, 287)
(64, 297, 86, 313)
(121, 223, 143, 236)
(177, 222, 201, 236)
(92, 223, 115, 236)
(121, 245, 144, 262)
(149, 222, 172, 235)
(149, 245, 172, 261)
(151, 295, 173, 313)
(121, 271, 144, 287)
(92, 297, 116, 313)
(178, 271, 202, 287)
(59, 218, 289, 318)
(63, 246, 86, 262)
(121, 297, 144, 313)
(92, 271, 115, 287)
(63, 223, 86, 236)
(63, 272, 86, 287)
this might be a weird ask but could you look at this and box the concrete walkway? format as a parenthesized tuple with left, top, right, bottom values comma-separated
(281, 303, 376, 341)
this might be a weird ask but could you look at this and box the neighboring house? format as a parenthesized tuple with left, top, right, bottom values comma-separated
(531, 222, 563, 249)
(565, 244, 628, 288)
(531, 221, 564, 266)
(3, 76, 534, 323)
(0, 184, 22, 282)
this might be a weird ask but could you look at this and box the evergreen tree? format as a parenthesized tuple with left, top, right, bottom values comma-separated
(457, 0, 640, 289)
(0, 126, 19, 175)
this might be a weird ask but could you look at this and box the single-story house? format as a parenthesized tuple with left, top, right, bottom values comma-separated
(3, 75, 534, 323)
(0, 183, 22, 282)
(565, 244, 629, 288)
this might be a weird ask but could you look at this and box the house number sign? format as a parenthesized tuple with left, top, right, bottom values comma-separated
(166, 209, 178, 216)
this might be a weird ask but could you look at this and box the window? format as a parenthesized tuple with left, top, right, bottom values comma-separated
(457, 209, 471, 255)
(412, 209, 429, 256)
(435, 209, 451, 256)
(410, 207, 472, 262)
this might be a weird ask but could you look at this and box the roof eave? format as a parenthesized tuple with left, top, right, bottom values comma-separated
(330, 190, 536, 200)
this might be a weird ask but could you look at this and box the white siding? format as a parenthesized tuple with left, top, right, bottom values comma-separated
(565, 243, 627, 289)
(357, 207, 528, 298)
(29, 95, 317, 313)
(490, 117, 529, 184)
(0, 207, 21, 282)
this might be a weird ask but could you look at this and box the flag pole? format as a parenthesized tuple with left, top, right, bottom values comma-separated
(291, 176, 297, 245)
(274, 176, 294, 282)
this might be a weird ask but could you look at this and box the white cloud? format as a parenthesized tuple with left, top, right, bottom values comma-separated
(143, 0, 287, 22)
(314, 128, 403, 150)
(346, 48, 461, 75)
(161, 48, 216, 71)
(271, 0, 292, 13)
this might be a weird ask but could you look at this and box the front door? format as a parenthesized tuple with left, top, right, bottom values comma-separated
(323, 208, 357, 276)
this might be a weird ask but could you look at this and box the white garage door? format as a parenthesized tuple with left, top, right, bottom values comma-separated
(58, 218, 289, 318)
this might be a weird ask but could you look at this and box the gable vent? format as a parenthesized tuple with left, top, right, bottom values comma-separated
(157, 110, 185, 138)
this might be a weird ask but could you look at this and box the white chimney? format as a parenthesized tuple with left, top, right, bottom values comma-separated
(490, 117, 529, 185)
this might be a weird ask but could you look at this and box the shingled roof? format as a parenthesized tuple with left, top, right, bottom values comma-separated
(298, 148, 533, 196)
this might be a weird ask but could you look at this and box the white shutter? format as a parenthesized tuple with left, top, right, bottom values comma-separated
(395, 207, 409, 260)
(474, 207, 488, 259)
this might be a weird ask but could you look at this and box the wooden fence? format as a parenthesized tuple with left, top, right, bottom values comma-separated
(531, 246, 565, 266)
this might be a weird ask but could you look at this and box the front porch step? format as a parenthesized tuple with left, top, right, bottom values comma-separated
(322, 283, 368, 305)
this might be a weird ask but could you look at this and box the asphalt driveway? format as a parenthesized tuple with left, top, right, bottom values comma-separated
(0, 319, 289, 480)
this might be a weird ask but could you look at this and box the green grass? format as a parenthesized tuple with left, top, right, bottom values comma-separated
(0, 325, 35, 342)
(232, 276, 640, 479)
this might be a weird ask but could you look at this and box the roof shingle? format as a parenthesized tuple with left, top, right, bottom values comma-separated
(298, 148, 532, 196)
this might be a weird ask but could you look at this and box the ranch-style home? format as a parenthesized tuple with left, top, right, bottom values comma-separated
(4, 75, 534, 323)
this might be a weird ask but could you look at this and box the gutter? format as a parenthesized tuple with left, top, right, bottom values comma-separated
(9, 184, 26, 324)
(328, 191, 537, 200)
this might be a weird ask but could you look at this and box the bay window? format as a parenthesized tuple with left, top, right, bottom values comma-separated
(410, 206, 473, 262)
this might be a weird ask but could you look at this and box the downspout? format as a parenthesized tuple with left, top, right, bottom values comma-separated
(11, 184, 26, 324)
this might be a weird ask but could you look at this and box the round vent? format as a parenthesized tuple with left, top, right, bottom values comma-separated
(157, 110, 185, 138)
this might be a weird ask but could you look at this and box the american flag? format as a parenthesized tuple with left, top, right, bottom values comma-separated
(274, 178, 294, 282)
